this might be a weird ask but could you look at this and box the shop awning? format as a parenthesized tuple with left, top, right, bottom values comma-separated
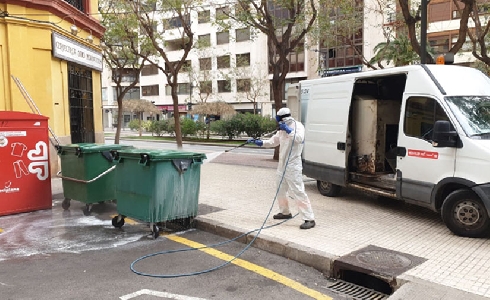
(156, 105, 187, 111)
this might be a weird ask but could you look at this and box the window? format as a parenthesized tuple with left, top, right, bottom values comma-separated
(217, 56, 230, 69)
(218, 80, 231, 93)
(198, 10, 210, 23)
(178, 83, 191, 95)
(113, 87, 140, 101)
(217, 31, 229, 45)
(236, 53, 250, 67)
(216, 7, 230, 20)
(142, 85, 159, 96)
(236, 27, 251, 42)
(102, 88, 107, 101)
(65, 0, 84, 12)
(141, 64, 159, 76)
(237, 79, 251, 92)
(199, 58, 212, 70)
(166, 15, 190, 29)
(199, 81, 212, 93)
(429, 37, 449, 54)
(428, 2, 450, 22)
(404, 97, 450, 141)
(198, 34, 211, 47)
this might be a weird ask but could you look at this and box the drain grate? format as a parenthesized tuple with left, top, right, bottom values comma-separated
(326, 279, 388, 300)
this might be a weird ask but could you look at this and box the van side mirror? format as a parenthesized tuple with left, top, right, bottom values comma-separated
(432, 120, 458, 147)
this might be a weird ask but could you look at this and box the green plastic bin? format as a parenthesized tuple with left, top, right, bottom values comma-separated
(57, 143, 134, 214)
(112, 149, 206, 238)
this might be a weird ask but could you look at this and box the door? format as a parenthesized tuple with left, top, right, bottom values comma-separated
(396, 96, 457, 203)
(68, 64, 95, 143)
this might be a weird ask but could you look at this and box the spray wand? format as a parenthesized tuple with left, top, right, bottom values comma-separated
(224, 129, 277, 153)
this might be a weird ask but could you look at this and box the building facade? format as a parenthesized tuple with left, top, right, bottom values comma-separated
(1, 0, 104, 173)
(101, 1, 315, 126)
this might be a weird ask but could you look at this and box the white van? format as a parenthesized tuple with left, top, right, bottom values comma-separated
(300, 64, 490, 238)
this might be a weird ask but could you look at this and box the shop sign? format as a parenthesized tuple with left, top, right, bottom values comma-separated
(51, 32, 103, 71)
(157, 105, 187, 111)
(320, 65, 362, 77)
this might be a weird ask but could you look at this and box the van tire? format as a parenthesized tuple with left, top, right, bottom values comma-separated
(317, 181, 342, 197)
(441, 189, 490, 238)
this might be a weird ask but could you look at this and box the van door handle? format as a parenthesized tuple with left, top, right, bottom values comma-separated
(397, 147, 407, 157)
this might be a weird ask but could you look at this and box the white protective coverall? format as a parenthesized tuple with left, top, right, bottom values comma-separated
(261, 116, 315, 221)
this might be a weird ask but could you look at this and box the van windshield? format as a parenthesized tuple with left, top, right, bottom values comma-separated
(445, 96, 490, 138)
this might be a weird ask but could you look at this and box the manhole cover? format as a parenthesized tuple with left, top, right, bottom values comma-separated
(356, 250, 412, 269)
(334, 245, 426, 277)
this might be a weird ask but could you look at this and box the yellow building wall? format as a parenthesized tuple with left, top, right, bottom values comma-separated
(0, 3, 104, 174)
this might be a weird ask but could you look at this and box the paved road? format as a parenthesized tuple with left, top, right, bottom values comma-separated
(0, 180, 349, 300)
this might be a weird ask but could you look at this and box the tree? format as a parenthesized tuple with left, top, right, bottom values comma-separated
(370, 35, 433, 67)
(99, 0, 151, 144)
(224, 1, 314, 109)
(397, 0, 472, 64)
(232, 62, 269, 114)
(125, 0, 197, 149)
(122, 99, 161, 136)
(464, 1, 490, 67)
(191, 101, 236, 139)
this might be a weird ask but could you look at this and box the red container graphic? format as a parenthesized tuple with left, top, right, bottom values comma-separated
(0, 111, 52, 216)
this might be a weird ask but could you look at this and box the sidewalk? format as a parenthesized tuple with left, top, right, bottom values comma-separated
(197, 151, 490, 299)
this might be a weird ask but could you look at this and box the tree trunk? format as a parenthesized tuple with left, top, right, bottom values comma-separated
(172, 96, 183, 149)
(115, 98, 124, 144)
(138, 112, 142, 137)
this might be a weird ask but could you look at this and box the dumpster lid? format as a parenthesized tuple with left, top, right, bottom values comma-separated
(116, 148, 206, 160)
(59, 143, 133, 154)
(0, 111, 48, 121)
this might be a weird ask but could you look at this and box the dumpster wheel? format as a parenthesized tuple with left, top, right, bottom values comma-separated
(61, 198, 71, 210)
(112, 215, 125, 228)
(151, 224, 159, 239)
(82, 204, 92, 216)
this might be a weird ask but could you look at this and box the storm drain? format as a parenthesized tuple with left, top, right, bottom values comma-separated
(326, 279, 388, 300)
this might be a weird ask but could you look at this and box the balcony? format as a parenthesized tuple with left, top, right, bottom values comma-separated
(64, 0, 84, 12)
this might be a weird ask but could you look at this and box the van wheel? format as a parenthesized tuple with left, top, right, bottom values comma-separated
(441, 190, 490, 238)
(317, 181, 342, 197)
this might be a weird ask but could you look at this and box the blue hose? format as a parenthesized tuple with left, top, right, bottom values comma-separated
(130, 121, 299, 278)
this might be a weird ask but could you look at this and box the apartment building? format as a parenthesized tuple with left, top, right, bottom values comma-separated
(102, 2, 314, 128)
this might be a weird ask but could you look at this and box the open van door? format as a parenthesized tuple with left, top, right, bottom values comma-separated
(303, 77, 356, 192)
(396, 96, 457, 204)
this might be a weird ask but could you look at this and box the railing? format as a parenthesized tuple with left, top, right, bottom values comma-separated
(64, 0, 84, 12)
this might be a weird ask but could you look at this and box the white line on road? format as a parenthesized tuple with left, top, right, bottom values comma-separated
(120, 289, 207, 300)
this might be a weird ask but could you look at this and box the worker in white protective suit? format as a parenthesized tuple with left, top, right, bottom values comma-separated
(246, 107, 316, 229)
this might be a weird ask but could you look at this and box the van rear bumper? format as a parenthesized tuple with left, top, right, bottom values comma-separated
(302, 160, 345, 186)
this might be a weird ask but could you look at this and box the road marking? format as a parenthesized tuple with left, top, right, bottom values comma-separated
(110, 215, 138, 225)
(120, 289, 207, 300)
(0, 228, 3, 233)
(167, 235, 332, 300)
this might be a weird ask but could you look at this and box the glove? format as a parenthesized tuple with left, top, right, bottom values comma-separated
(246, 138, 255, 144)
(254, 139, 263, 147)
(279, 123, 292, 134)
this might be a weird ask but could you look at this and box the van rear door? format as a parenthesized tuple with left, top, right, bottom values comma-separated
(303, 77, 355, 186)
(397, 95, 456, 203)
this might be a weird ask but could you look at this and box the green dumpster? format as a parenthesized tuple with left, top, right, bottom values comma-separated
(57, 143, 134, 215)
(111, 149, 206, 238)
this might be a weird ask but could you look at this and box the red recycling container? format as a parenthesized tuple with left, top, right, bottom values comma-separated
(0, 111, 52, 216)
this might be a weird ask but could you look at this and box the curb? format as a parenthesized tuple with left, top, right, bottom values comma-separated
(194, 217, 484, 300)
(194, 217, 336, 276)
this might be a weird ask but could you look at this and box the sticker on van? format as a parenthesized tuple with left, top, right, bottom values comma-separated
(407, 149, 439, 159)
